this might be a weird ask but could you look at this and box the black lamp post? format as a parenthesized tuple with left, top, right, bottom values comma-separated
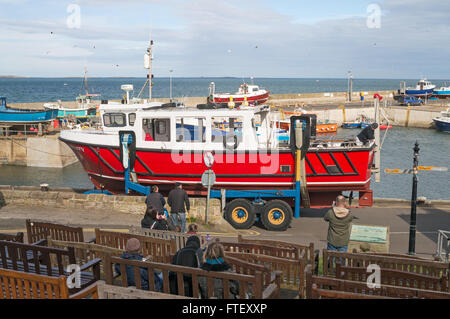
(408, 141, 420, 255)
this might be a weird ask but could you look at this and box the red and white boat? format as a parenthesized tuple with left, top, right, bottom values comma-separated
(59, 104, 376, 207)
(208, 82, 270, 105)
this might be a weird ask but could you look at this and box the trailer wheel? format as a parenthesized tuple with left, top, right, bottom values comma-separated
(224, 199, 256, 229)
(261, 200, 293, 231)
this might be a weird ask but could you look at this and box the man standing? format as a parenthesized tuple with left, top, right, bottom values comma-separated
(145, 185, 166, 215)
(168, 182, 190, 233)
(356, 122, 378, 145)
(324, 195, 354, 252)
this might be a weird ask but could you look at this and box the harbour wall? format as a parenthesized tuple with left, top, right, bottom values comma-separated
(0, 135, 78, 167)
(0, 186, 226, 226)
(273, 105, 443, 128)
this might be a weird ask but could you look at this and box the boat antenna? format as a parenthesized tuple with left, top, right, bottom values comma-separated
(79, 66, 89, 96)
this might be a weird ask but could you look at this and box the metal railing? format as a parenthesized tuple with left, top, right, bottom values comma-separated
(435, 230, 450, 262)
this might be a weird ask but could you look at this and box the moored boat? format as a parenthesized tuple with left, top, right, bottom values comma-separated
(405, 79, 436, 97)
(433, 86, 450, 99)
(208, 81, 270, 106)
(433, 108, 450, 132)
(0, 97, 58, 124)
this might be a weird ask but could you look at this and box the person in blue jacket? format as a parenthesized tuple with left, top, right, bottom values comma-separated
(114, 238, 163, 291)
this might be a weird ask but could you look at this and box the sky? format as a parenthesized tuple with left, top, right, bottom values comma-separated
(1, 0, 450, 78)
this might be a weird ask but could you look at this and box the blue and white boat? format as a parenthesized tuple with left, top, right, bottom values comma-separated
(433, 86, 450, 99)
(0, 97, 58, 124)
(405, 79, 436, 97)
(43, 94, 99, 121)
(433, 108, 450, 132)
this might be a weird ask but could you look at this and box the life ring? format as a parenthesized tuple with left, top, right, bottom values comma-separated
(223, 133, 238, 150)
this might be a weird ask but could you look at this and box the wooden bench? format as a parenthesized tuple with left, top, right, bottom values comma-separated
(96, 280, 192, 299)
(0, 239, 101, 293)
(104, 253, 279, 299)
(323, 250, 450, 288)
(0, 232, 24, 243)
(305, 265, 450, 299)
(237, 235, 315, 268)
(46, 238, 124, 278)
(26, 219, 88, 244)
(225, 250, 308, 298)
(93, 229, 176, 263)
(221, 241, 300, 260)
(0, 268, 98, 299)
(129, 226, 208, 251)
(335, 261, 448, 292)
(224, 255, 281, 297)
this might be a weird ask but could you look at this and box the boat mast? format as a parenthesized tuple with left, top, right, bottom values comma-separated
(84, 67, 89, 95)
(146, 40, 153, 100)
(139, 39, 154, 101)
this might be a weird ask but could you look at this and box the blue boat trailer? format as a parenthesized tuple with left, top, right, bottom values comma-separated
(117, 114, 313, 232)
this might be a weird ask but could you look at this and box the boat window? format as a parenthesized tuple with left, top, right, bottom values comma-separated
(128, 113, 136, 126)
(176, 117, 206, 143)
(142, 118, 170, 142)
(253, 88, 258, 92)
(103, 113, 126, 127)
(211, 116, 244, 145)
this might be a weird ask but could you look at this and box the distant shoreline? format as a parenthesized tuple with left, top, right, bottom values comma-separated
(0, 75, 29, 79)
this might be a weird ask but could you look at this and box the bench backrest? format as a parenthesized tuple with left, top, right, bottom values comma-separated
(225, 250, 307, 297)
(95, 229, 176, 263)
(129, 226, 208, 251)
(0, 240, 75, 276)
(0, 268, 69, 299)
(310, 285, 392, 299)
(104, 253, 275, 299)
(224, 255, 280, 294)
(0, 232, 24, 243)
(306, 265, 450, 299)
(323, 250, 450, 279)
(26, 219, 84, 244)
(237, 235, 314, 264)
(336, 262, 448, 292)
(221, 241, 299, 260)
(47, 238, 124, 276)
(96, 280, 192, 299)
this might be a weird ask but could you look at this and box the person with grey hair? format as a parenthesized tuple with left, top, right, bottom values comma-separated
(324, 195, 354, 252)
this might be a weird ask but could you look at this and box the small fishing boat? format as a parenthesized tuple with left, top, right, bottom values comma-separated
(342, 114, 371, 129)
(433, 86, 450, 99)
(208, 81, 270, 106)
(433, 108, 450, 132)
(44, 68, 100, 122)
(0, 97, 58, 124)
(405, 79, 436, 97)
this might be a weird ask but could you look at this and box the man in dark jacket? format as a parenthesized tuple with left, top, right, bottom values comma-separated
(169, 236, 203, 296)
(167, 182, 190, 233)
(114, 238, 163, 291)
(324, 195, 354, 252)
(356, 123, 378, 145)
(145, 185, 166, 214)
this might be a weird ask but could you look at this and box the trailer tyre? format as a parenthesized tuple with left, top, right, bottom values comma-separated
(261, 200, 293, 231)
(224, 199, 256, 229)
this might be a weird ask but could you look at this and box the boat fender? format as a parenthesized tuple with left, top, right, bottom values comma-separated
(119, 131, 137, 171)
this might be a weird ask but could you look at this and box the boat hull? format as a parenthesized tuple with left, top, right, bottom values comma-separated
(60, 138, 375, 202)
(433, 118, 450, 132)
(0, 109, 58, 123)
(212, 91, 270, 105)
(405, 89, 434, 97)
